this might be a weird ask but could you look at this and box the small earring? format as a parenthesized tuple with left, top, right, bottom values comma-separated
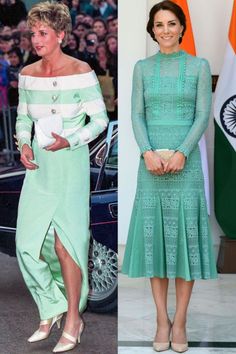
(179, 33, 182, 38)
(58, 39, 62, 44)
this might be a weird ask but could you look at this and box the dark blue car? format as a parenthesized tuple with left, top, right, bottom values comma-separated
(0, 121, 118, 313)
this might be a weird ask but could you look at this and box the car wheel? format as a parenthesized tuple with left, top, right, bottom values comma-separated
(87, 237, 117, 313)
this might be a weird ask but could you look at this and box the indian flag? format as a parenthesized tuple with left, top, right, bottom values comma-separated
(214, 0, 236, 239)
(173, 0, 210, 214)
(173, 0, 196, 55)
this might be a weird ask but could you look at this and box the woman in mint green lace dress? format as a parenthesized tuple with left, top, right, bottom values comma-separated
(122, 1, 217, 352)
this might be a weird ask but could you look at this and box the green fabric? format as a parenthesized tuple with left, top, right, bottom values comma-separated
(122, 50, 217, 280)
(16, 79, 108, 151)
(214, 122, 236, 239)
(15, 74, 108, 319)
(16, 88, 32, 151)
(16, 141, 90, 319)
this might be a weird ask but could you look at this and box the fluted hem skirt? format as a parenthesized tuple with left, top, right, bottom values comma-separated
(122, 149, 218, 281)
(16, 139, 90, 319)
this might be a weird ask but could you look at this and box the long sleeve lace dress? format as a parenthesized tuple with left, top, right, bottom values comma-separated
(122, 51, 217, 280)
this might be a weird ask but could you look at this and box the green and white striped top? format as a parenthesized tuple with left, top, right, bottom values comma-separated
(16, 70, 109, 151)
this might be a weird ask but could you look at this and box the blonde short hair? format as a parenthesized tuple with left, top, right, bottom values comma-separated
(27, 1, 72, 46)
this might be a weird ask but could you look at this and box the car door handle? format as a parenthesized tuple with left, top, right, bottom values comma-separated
(109, 203, 117, 218)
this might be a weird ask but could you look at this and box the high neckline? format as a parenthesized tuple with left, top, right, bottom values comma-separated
(157, 50, 185, 59)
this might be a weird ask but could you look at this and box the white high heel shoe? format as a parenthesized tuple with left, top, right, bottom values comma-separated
(52, 320, 84, 353)
(28, 313, 63, 343)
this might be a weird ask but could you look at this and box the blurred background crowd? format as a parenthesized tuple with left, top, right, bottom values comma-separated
(0, 0, 118, 158)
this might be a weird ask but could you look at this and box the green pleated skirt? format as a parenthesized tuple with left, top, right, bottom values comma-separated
(122, 145, 218, 281)
(16, 139, 90, 319)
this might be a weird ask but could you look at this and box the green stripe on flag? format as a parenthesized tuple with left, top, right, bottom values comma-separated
(214, 121, 236, 238)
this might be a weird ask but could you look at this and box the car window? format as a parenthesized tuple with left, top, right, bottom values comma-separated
(91, 122, 117, 192)
(94, 134, 117, 168)
(98, 135, 117, 191)
(107, 140, 118, 167)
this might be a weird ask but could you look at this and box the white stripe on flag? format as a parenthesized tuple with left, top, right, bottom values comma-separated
(214, 42, 236, 151)
(199, 135, 210, 214)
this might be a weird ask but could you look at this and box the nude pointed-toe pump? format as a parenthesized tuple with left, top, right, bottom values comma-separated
(153, 320, 172, 352)
(28, 313, 63, 343)
(171, 342, 188, 353)
(52, 320, 84, 353)
(171, 323, 188, 353)
(153, 341, 170, 352)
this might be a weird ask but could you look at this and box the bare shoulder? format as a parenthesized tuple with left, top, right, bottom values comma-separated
(67, 57, 92, 75)
(20, 61, 42, 76)
(75, 60, 92, 74)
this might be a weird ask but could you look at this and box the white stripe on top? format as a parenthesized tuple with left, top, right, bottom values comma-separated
(18, 71, 98, 91)
(26, 99, 105, 120)
(83, 98, 106, 116)
(27, 103, 84, 120)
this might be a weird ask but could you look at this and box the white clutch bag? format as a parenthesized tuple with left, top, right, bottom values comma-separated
(34, 115, 64, 148)
(155, 149, 175, 160)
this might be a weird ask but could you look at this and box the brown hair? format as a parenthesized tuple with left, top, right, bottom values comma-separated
(27, 1, 72, 47)
(146, 0, 186, 44)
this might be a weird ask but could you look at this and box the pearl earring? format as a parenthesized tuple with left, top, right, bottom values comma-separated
(58, 39, 62, 44)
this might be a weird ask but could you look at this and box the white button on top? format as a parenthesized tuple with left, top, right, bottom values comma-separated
(51, 109, 56, 114)
(53, 81, 57, 87)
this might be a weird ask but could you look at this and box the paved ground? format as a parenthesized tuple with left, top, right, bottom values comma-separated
(0, 252, 117, 354)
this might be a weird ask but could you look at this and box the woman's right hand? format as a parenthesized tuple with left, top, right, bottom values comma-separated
(20, 144, 38, 170)
(143, 150, 165, 175)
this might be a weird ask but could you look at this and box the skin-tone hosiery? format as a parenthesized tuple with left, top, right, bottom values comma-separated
(150, 277, 194, 345)
(39, 231, 83, 345)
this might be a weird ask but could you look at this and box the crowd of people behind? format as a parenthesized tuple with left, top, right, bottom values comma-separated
(0, 0, 117, 126)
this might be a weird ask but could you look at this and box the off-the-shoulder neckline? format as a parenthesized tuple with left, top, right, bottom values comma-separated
(19, 70, 95, 79)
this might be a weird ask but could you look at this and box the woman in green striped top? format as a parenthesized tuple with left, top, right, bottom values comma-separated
(15, 2, 108, 353)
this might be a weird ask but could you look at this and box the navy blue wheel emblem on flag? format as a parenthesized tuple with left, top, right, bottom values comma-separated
(220, 95, 236, 138)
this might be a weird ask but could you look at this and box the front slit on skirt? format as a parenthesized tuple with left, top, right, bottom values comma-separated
(16, 141, 90, 320)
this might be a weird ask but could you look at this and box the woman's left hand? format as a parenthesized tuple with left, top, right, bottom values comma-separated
(163, 151, 186, 174)
(45, 132, 70, 152)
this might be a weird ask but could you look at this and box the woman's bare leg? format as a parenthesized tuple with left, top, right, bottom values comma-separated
(150, 277, 171, 342)
(172, 278, 194, 344)
(54, 232, 82, 344)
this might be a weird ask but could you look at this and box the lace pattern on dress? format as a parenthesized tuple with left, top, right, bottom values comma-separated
(122, 51, 217, 280)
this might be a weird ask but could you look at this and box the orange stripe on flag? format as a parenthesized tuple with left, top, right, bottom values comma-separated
(229, 0, 236, 53)
(172, 0, 196, 55)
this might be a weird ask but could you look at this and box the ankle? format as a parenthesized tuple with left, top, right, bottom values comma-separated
(172, 320, 186, 329)
(172, 314, 186, 327)
(64, 316, 82, 329)
(154, 321, 171, 343)
(65, 311, 80, 320)
(157, 317, 171, 327)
